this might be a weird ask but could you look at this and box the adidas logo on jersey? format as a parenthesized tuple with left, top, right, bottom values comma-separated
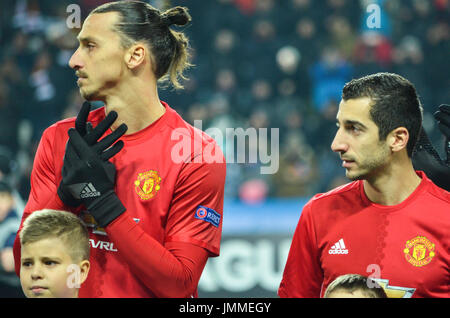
(80, 183, 101, 198)
(328, 238, 349, 255)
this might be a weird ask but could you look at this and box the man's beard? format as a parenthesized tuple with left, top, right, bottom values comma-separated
(346, 147, 390, 181)
(80, 87, 101, 101)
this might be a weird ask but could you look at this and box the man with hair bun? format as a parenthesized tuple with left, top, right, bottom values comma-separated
(14, 1, 226, 298)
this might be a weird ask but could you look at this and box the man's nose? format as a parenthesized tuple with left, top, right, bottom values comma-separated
(68, 47, 82, 70)
(331, 129, 348, 153)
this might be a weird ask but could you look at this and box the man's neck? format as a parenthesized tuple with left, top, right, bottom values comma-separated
(363, 160, 422, 206)
(102, 82, 166, 135)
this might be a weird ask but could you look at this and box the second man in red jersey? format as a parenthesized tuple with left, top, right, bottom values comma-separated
(279, 73, 450, 298)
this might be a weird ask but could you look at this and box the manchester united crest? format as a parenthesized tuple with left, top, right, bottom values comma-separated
(134, 170, 161, 200)
(403, 236, 435, 267)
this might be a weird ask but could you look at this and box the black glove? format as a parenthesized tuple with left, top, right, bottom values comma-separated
(433, 104, 450, 164)
(61, 126, 128, 227)
(58, 102, 124, 206)
(412, 110, 450, 191)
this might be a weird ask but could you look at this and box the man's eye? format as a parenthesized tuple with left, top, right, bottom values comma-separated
(347, 125, 360, 133)
(22, 261, 32, 267)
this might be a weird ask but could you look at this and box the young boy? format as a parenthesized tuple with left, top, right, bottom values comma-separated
(324, 274, 388, 298)
(19, 209, 90, 298)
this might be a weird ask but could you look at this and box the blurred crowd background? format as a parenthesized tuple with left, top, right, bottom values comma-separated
(0, 0, 449, 297)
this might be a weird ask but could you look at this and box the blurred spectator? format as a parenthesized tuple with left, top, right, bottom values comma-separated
(233, 0, 256, 15)
(393, 35, 424, 65)
(423, 20, 449, 107)
(12, 0, 46, 35)
(216, 68, 237, 94)
(0, 181, 23, 297)
(0, 80, 20, 154)
(293, 17, 320, 65)
(251, 79, 272, 102)
(253, 19, 275, 44)
(0, 146, 24, 216)
(353, 32, 393, 75)
(276, 46, 301, 76)
(272, 133, 318, 197)
(309, 46, 353, 112)
(326, 15, 357, 61)
(26, 49, 59, 142)
(239, 178, 268, 204)
(214, 29, 237, 56)
(4, 31, 36, 76)
(392, 35, 430, 110)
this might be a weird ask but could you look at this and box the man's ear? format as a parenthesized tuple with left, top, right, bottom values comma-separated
(124, 44, 146, 69)
(388, 127, 409, 153)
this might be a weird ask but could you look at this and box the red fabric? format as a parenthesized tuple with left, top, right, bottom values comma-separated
(104, 214, 209, 298)
(279, 172, 450, 298)
(14, 102, 226, 297)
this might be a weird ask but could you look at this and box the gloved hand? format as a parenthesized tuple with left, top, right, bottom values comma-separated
(433, 104, 450, 164)
(412, 104, 450, 191)
(57, 102, 125, 207)
(61, 126, 128, 227)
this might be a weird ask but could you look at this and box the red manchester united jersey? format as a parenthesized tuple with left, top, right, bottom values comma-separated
(279, 171, 450, 298)
(15, 102, 226, 297)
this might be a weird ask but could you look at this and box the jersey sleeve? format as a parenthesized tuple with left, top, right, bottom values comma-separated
(106, 215, 210, 297)
(24, 126, 67, 213)
(278, 200, 324, 298)
(164, 156, 226, 256)
(13, 125, 66, 275)
(103, 147, 226, 297)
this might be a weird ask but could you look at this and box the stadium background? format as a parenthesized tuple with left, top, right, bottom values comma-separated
(0, 0, 448, 297)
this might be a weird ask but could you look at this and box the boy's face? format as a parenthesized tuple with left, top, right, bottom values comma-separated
(20, 237, 89, 298)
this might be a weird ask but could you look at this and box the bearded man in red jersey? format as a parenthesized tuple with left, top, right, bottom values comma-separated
(14, 1, 225, 298)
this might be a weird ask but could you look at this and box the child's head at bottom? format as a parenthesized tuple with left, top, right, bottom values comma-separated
(19, 209, 90, 298)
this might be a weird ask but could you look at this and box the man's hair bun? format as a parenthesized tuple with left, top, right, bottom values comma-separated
(161, 6, 191, 27)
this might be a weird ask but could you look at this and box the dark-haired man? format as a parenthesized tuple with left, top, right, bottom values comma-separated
(14, 1, 226, 298)
(279, 73, 450, 298)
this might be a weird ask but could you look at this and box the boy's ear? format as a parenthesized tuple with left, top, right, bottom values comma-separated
(78, 260, 90, 285)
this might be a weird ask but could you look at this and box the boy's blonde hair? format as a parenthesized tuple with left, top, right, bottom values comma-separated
(324, 273, 387, 298)
(20, 209, 90, 262)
